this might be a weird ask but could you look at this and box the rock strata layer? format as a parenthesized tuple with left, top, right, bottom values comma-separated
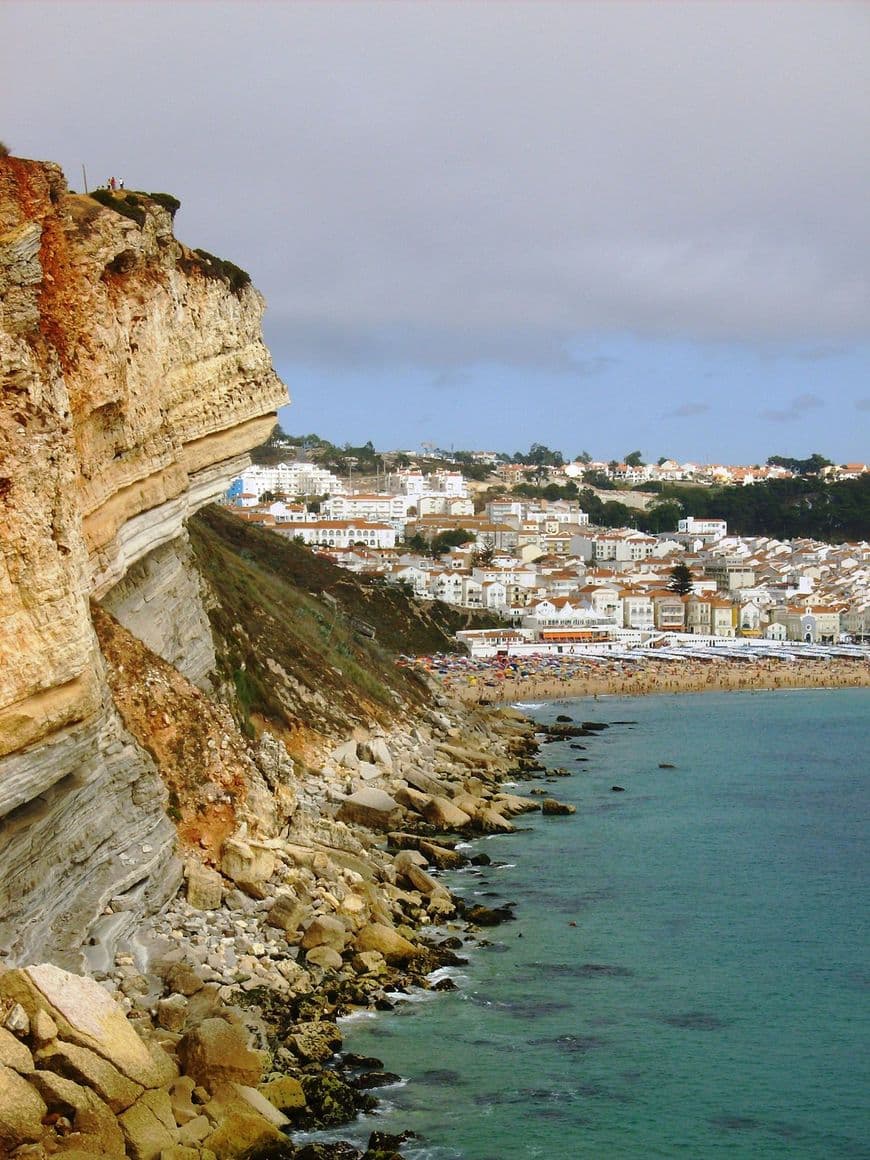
(0, 156, 287, 964)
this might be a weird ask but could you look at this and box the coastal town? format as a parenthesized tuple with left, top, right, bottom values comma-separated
(227, 442, 870, 656)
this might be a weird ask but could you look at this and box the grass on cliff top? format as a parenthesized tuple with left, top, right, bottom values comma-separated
(189, 505, 478, 738)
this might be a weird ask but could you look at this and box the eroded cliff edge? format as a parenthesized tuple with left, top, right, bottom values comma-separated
(0, 157, 288, 965)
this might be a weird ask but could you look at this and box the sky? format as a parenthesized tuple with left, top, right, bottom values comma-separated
(3, 0, 869, 465)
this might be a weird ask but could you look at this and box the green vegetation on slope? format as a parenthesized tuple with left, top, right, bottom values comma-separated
(634, 475, 870, 541)
(189, 506, 476, 740)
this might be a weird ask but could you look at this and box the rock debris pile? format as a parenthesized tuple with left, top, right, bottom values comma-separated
(0, 701, 561, 1159)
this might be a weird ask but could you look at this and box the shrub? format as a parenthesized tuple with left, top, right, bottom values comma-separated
(147, 191, 181, 218)
(89, 187, 146, 227)
(191, 247, 251, 294)
(0, 142, 10, 158)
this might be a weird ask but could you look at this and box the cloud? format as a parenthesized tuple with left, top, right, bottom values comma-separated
(760, 394, 825, 422)
(664, 402, 711, 418)
(4, 1, 870, 381)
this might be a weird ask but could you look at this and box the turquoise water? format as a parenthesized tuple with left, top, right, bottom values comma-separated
(336, 689, 869, 1158)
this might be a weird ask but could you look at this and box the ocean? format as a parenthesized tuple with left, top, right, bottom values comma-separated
(320, 688, 869, 1159)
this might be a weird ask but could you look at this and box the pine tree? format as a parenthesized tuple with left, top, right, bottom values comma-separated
(668, 562, 693, 595)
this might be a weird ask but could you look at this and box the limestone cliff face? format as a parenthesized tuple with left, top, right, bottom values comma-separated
(0, 157, 288, 965)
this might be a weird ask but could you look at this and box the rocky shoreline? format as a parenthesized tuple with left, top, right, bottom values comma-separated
(1, 697, 576, 1160)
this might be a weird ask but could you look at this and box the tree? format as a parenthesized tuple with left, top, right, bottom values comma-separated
(430, 528, 474, 557)
(638, 500, 683, 534)
(766, 452, 833, 476)
(518, 443, 565, 468)
(470, 538, 496, 568)
(583, 470, 616, 490)
(667, 562, 694, 595)
(624, 450, 644, 467)
(576, 450, 593, 464)
(403, 533, 428, 554)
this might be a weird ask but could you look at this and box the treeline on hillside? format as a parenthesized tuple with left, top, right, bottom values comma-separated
(638, 476, 870, 542)
(476, 477, 868, 541)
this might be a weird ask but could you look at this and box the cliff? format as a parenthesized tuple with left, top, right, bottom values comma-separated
(0, 157, 287, 966)
(0, 157, 549, 1160)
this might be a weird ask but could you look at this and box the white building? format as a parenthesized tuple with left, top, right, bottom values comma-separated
(678, 517, 727, 540)
(417, 495, 475, 517)
(282, 521, 397, 550)
(321, 493, 412, 527)
(235, 462, 346, 500)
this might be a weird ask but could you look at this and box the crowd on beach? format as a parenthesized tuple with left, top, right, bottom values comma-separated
(399, 649, 870, 703)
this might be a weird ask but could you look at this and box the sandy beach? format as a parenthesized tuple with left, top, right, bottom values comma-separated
(407, 653, 870, 705)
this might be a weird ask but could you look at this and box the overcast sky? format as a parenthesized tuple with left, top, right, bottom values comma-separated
(4, 1, 869, 463)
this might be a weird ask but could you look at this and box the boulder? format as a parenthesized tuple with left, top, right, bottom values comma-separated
(176, 1114, 213, 1147)
(464, 903, 516, 926)
(0, 1025, 34, 1073)
(185, 861, 223, 911)
(2, 1003, 29, 1036)
(421, 796, 472, 831)
(0, 964, 167, 1087)
(475, 807, 516, 834)
(353, 923, 420, 964)
(177, 1018, 267, 1088)
(452, 791, 484, 816)
(168, 1076, 199, 1126)
(361, 737, 393, 769)
(35, 1040, 142, 1111)
(30, 1068, 93, 1115)
(299, 915, 347, 954)
(402, 768, 451, 797)
(336, 787, 403, 832)
(67, 1086, 128, 1157)
(0, 1064, 47, 1150)
(31, 1008, 58, 1045)
(118, 1088, 177, 1160)
(329, 739, 360, 769)
(435, 741, 495, 768)
(426, 887, 456, 919)
(418, 840, 467, 870)
(337, 890, 368, 926)
(265, 889, 309, 935)
(393, 784, 431, 813)
(165, 963, 205, 997)
(156, 995, 188, 1034)
(351, 951, 387, 977)
(203, 1109, 285, 1159)
(290, 1021, 342, 1064)
(304, 946, 343, 972)
(220, 838, 276, 893)
(227, 1082, 290, 1129)
(492, 792, 539, 816)
(299, 1069, 374, 1128)
(399, 862, 440, 898)
(258, 1074, 306, 1112)
(393, 849, 429, 875)
(541, 799, 576, 815)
